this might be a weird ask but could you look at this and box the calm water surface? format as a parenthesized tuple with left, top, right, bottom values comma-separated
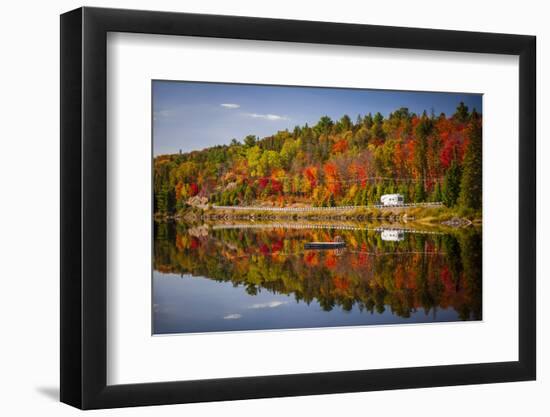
(153, 222, 481, 334)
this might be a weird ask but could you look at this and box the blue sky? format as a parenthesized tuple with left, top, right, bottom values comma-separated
(153, 81, 482, 156)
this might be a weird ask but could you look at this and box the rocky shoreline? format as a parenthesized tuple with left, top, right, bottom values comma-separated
(155, 207, 479, 230)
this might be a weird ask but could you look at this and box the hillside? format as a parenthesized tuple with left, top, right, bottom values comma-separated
(154, 103, 482, 220)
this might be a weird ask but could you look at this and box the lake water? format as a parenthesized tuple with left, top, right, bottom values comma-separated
(153, 221, 482, 334)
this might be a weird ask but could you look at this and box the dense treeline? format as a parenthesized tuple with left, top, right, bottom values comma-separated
(154, 223, 482, 320)
(154, 102, 481, 214)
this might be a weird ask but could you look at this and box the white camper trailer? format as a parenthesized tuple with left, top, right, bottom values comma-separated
(380, 193, 404, 206)
(380, 230, 405, 241)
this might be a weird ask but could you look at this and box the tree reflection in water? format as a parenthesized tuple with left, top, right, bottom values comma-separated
(154, 222, 482, 324)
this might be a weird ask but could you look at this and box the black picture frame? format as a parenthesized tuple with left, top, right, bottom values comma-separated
(60, 6, 536, 410)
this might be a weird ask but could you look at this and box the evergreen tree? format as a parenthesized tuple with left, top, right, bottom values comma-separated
(414, 180, 426, 202)
(453, 102, 470, 123)
(156, 185, 175, 214)
(459, 114, 482, 210)
(442, 159, 462, 207)
(414, 113, 432, 184)
(355, 114, 363, 130)
(244, 134, 257, 147)
(336, 114, 352, 133)
(355, 189, 363, 206)
(155, 191, 167, 214)
(371, 112, 385, 140)
(430, 181, 442, 202)
(314, 116, 334, 136)
(361, 187, 369, 206)
(368, 185, 378, 205)
(376, 183, 385, 203)
(398, 182, 410, 203)
(363, 113, 373, 129)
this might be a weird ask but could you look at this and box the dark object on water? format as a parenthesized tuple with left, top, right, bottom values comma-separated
(305, 241, 346, 249)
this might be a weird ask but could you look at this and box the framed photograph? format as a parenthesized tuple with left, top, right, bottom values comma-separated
(60, 6, 536, 409)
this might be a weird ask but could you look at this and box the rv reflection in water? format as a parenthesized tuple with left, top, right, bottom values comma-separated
(381, 230, 405, 241)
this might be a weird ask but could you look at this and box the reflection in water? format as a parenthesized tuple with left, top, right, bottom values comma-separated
(153, 222, 482, 334)
(381, 229, 405, 241)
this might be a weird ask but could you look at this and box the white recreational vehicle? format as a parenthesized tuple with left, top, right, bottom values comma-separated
(380, 230, 405, 242)
(380, 193, 404, 206)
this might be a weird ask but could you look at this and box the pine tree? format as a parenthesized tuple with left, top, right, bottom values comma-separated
(368, 185, 378, 205)
(244, 134, 257, 147)
(361, 187, 369, 206)
(414, 180, 426, 202)
(155, 191, 167, 214)
(453, 102, 470, 123)
(442, 159, 461, 207)
(459, 114, 482, 210)
(414, 113, 432, 198)
(376, 183, 385, 200)
(430, 181, 442, 202)
(155, 185, 174, 214)
(398, 182, 409, 203)
(355, 189, 363, 206)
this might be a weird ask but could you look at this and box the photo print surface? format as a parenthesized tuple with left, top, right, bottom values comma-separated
(152, 81, 482, 335)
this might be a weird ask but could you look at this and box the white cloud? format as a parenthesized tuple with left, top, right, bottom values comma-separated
(246, 113, 289, 121)
(248, 301, 288, 309)
(220, 103, 240, 109)
(153, 109, 173, 121)
(223, 313, 242, 320)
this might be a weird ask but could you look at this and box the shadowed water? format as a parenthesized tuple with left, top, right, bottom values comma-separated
(153, 221, 481, 334)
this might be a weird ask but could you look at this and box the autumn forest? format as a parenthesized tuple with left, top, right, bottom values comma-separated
(154, 102, 481, 218)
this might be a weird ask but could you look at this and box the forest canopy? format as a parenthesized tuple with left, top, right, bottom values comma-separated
(154, 102, 482, 215)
